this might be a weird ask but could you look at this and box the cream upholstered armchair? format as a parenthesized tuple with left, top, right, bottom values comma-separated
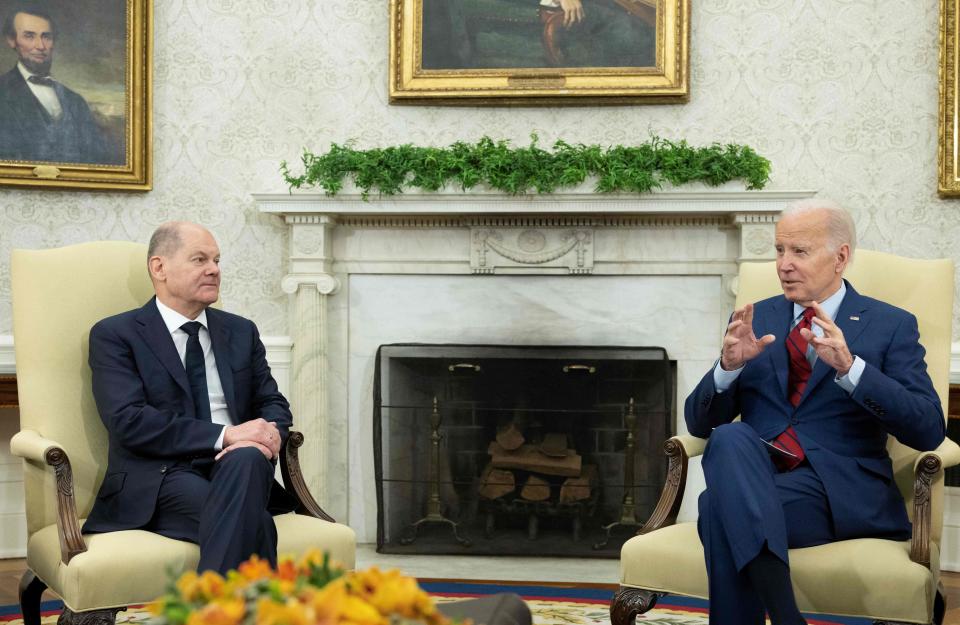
(611, 250, 960, 625)
(10, 242, 355, 625)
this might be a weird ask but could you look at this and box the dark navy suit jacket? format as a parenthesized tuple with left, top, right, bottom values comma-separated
(685, 281, 945, 540)
(0, 66, 118, 164)
(83, 298, 294, 533)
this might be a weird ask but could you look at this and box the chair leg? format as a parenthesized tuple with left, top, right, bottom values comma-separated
(57, 608, 122, 625)
(609, 587, 663, 625)
(934, 581, 946, 625)
(19, 570, 47, 625)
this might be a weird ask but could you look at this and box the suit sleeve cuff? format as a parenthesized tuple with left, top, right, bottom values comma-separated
(214, 426, 227, 451)
(834, 356, 866, 393)
(713, 360, 744, 393)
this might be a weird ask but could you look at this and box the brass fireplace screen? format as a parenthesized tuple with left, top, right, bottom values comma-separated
(373, 344, 673, 558)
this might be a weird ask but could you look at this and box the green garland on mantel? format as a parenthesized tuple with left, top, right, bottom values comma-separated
(281, 135, 771, 199)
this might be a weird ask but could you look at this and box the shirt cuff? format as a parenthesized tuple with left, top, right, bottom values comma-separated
(834, 356, 865, 393)
(214, 426, 227, 451)
(713, 360, 744, 392)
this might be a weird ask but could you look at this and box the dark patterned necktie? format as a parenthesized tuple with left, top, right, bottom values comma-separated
(180, 321, 211, 421)
(771, 307, 815, 471)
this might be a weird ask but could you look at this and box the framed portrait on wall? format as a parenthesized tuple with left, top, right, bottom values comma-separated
(0, 0, 151, 190)
(389, 0, 689, 104)
(941, 0, 960, 196)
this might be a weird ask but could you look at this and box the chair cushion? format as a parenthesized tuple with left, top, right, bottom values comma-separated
(620, 522, 939, 623)
(28, 514, 356, 612)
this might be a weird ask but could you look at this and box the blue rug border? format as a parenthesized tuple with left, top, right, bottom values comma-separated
(0, 601, 63, 618)
(0, 582, 871, 624)
(418, 580, 872, 625)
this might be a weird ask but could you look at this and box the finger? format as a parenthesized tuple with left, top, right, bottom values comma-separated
(810, 300, 831, 323)
(741, 303, 755, 328)
(726, 319, 745, 334)
(799, 327, 815, 342)
(732, 305, 748, 322)
(758, 333, 776, 347)
(722, 336, 740, 349)
(811, 316, 841, 337)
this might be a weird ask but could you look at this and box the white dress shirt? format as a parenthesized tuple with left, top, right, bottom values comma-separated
(155, 298, 232, 449)
(18, 62, 62, 120)
(713, 281, 866, 393)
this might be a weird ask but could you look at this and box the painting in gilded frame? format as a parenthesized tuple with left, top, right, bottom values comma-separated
(390, 0, 689, 104)
(0, 0, 151, 190)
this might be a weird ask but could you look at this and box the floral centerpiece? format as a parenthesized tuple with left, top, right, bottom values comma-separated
(149, 551, 455, 625)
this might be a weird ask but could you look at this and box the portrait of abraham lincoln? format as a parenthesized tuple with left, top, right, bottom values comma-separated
(0, 0, 126, 166)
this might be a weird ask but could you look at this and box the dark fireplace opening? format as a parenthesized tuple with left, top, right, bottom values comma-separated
(374, 344, 674, 558)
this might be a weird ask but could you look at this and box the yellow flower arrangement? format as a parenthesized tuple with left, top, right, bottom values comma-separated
(149, 551, 455, 625)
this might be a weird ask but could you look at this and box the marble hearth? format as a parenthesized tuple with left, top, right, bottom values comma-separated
(254, 186, 814, 545)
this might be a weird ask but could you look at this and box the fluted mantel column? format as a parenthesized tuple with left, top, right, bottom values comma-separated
(279, 215, 338, 511)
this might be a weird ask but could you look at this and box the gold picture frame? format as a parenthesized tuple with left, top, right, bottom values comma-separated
(389, 0, 689, 105)
(940, 0, 960, 195)
(0, 0, 151, 191)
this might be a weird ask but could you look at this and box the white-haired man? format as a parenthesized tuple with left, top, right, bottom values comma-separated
(685, 199, 945, 624)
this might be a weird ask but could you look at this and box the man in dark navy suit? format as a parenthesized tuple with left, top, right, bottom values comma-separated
(685, 200, 945, 625)
(82, 221, 296, 574)
(0, 4, 116, 164)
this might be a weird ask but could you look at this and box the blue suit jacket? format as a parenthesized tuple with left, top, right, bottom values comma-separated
(83, 298, 294, 533)
(685, 281, 945, 540)
(0, 66, 118, 165)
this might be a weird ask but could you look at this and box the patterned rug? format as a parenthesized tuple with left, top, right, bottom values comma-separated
(0, 580, 872, 625)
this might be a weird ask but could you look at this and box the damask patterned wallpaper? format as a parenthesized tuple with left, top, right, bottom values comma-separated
(0, 0, 955, 337)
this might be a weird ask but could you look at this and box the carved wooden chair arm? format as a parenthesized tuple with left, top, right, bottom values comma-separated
(280, 430, 336, 522)
(909, 437, 960, 567)
(636, 435, 706, 534)
(9, 429, 87, 564)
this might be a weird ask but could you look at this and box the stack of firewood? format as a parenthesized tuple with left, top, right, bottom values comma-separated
(478, 423, 597, 504)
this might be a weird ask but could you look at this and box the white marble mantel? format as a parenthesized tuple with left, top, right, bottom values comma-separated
(254, 186, 815, 539)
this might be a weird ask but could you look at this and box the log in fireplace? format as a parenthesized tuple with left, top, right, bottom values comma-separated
(374, 344, 673, 557)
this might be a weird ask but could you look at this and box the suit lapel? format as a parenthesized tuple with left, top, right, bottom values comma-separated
(763, 297, 793, 401)
(9, 69, 53, 123)
(135, 298, 191, 396)
(207, 309, 238, 421)
(798, 280, 870, 405)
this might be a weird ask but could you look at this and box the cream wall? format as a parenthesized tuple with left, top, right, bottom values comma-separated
(0, 0, 956, 334)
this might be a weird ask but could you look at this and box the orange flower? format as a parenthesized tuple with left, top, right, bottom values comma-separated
(309, 579, 349, 625)
(185, 599, 245, 625)
(146, 600, 165, 616)
(255, 598, 312, 625)
(276, 558, 298, 582)
(296, 548, 326, 571)
(340, 595, 387, 625)
(238, 555, 274, 581)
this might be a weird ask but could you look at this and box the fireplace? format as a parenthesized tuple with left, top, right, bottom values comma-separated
(255, 185, 812, 544)
(374, 344, 673, 557)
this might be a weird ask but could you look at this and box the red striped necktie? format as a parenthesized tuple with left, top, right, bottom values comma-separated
(771, 307, 815, 471)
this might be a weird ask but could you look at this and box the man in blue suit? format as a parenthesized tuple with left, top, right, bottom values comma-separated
(685, 200, 945, 625)
(82, 221, 296, 574)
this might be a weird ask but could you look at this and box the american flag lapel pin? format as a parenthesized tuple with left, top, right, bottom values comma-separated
(849, 315, 860, 321)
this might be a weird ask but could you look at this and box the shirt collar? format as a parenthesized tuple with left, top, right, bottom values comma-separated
(792, 280, 846, 322)
(17, 62, 53, 84)
(155, 297, 208, 335)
